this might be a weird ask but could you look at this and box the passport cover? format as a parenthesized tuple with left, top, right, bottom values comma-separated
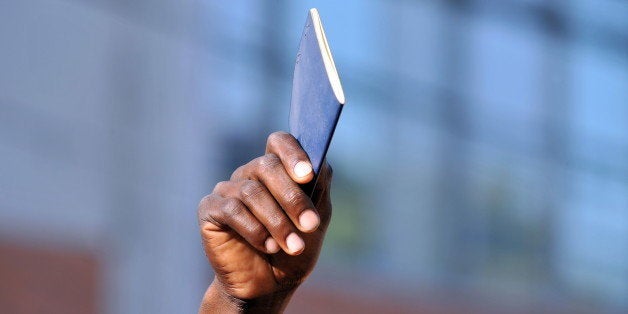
(289, 8, 345, 196)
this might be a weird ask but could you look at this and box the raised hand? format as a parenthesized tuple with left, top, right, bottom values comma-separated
(198, 132, 333, 313)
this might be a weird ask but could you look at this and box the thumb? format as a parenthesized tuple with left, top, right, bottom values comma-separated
(311, 161, 333, 226)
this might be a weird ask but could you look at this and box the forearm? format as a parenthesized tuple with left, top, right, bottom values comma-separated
(199, 278, 296, 314)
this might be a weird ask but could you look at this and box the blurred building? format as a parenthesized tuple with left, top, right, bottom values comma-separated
(0, 1, 212, 313)
(1, 1, 627, 313)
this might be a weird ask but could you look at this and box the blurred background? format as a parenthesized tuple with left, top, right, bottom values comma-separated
(1, 0, 627, 313)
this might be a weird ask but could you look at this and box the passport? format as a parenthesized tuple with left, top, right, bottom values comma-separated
(289, 8, 345, 196)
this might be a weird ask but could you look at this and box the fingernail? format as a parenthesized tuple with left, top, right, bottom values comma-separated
(299, 209, 320, 232)
(265, 237, 280, 254)
(286, 232, 305, 254)
(294, 161, 312, 178)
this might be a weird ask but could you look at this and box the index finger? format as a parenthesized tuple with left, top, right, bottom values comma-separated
(265, 131, 314, 185)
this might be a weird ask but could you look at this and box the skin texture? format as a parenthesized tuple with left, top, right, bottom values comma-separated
(197, 132, 333, 313)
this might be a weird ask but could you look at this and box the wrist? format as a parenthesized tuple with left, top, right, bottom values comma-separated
(199, 278, 297, 314)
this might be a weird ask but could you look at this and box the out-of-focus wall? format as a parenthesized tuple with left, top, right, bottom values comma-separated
(1, 0, 627, 313)
(0, 1, 214, 313)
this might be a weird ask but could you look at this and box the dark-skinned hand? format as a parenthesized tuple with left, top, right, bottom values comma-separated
(197, 132, 333, 313)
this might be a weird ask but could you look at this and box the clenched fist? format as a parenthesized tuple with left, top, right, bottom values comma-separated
(198, 132, 333, 313)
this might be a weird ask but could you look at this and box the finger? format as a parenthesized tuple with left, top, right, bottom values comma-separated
(215, 179, 306, 255)
(234, 154, 321, 234)
(236, 180, 305, 256)
(266, 131, 314, 184)
(198, 193, 279, 254)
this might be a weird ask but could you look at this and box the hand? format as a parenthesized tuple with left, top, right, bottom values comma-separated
(197, 132, 333, 313)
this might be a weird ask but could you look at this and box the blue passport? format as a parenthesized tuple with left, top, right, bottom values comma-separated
(289, 8, 345, 196)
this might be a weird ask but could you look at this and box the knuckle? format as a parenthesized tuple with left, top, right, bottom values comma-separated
(282, 187, 306, 208)
(247, 223, 267, 240)
(213, 181, 230, 193)
(221, 198, 245, 219)
(197, 194, 212, 220)
(267, 131, 290, 146)
(197, 194, 212, 209)
(230, 165, 246, 180)
(197, 194, 223, 227)
(240, 180, 264, 200)
(266, 212, 288, 230)
(258, 154, 281, 174)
